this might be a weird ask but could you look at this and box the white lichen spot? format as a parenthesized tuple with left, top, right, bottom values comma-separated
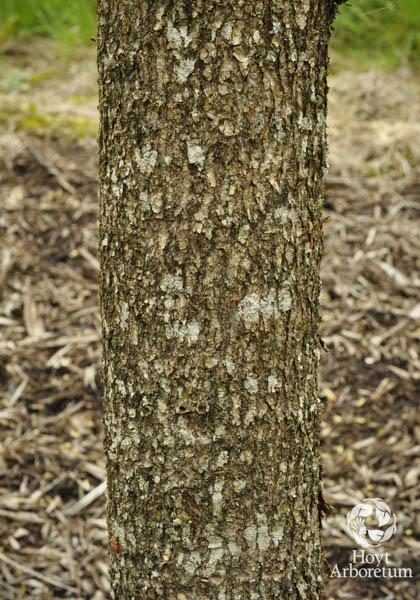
(244, 525, 257, 550)
(236, 292, 268, 326)
(296, 4, 310, 29)
(175, 58, 196, 83)
(271, 21, 281, 34)
(228, 541, 241, 556)
(252, 30, 261, 44)
(272, 527, 284, 546)
(114, 524, 126, 546)
(212, 490, 223, 513)
(298, 113, 312, 131)
(244, 377, 258, 394)
(221, 22, 232, 41)
(166, 23, 183, 48)
(267, 376, 279, 393)
(177, 417, 196, 446)
(233, 50, 249, 69)
(219, 121, 236, 137)
(187, 142, 205, 168)
(164, 297, 175, 312)
(178, 26, 193, 47)
(204, 547, 224, 575)
(224, 357, 236, 375)
(244, 406, 257, 426)
(278, 286, 292, 311)
(185, 321, 200, 343)
(184, 551, 201, 576)
(205, 356, 218, 369)
(116, 379, 126, 396)
(166, 23, 192, 48)
(234, 479, 247, 493)
(213, 425, 226, 440)
(257, 514, 270, 551)
(136, 142, 157, 175)
(240, 450, 253, 464)
(153, 6, 165, 31)
(120, 302, 129, 329)
(139, 360, 149, 379)
(238, 224, 250, 244)
(221, 22, 242, 45)
(232, 395, 241, 425)
(216, 451, 229, 467)
(206, 168, 216, 187)
(207, 533, 223, 549)
(236, 290, 277, 328)
(274, 206, 295, 225)
(160, 273, 183, 293)
(167, 320, 200, 344)
(149, 194, 163, 214)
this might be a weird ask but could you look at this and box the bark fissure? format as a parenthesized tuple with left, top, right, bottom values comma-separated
(98, 1, 333, 598)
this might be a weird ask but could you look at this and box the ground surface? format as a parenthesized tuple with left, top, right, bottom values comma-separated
(0, 42, 419, 599)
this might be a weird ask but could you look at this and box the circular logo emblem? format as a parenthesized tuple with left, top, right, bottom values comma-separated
(347, 498, 397, 548)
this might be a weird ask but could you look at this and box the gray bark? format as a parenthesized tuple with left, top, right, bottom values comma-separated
(98, 2, 336, 598)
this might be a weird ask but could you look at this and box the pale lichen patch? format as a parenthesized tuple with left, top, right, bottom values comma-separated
(221, 22, 242, 45)
(244, 377, 258, 394)
(175, 58, 196, 83)
(167, 320, 201, 343)
(160, 273, 183, 292)
(204, 548, 224, 576)
(166, 23, 192, 49)
(184, 321, 200, 342)
(120, 302, 129, 329)
(184, 551, 201, 576)
(187, 142, 205, 168)
(244, 525, 257, 550)
(223, 357, 236, 375)
(272, 527, 284, 546)
(278, 285, 292, 311)
(228, 541, 241, 557)
(274, 206, 296, 225)
(244, 406, 257, 426)
(236, 290, 276, 327)
(267, 376, 279, 393)
(135, 142, 157, 175)
(216, 451, 229, 467)
(233, 479, 247, 493)
(166, 23, 183, 48)
(257, 514, 270, 551)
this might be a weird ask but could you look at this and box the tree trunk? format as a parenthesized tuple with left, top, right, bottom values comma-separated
(98, 2, 335, 598)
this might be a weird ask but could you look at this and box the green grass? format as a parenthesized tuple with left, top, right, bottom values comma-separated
(0, 0, 96, 44)
(332, 0, 420, 68)
(0, 0, 419, 68)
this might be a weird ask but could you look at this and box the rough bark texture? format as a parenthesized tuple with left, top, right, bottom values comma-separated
(98, 2, 335, 598)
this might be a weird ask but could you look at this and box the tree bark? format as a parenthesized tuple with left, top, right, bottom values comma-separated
(98, 2, 335, 598)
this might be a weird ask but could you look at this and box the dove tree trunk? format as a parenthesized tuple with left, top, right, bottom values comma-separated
(98, 1, 337, 598)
